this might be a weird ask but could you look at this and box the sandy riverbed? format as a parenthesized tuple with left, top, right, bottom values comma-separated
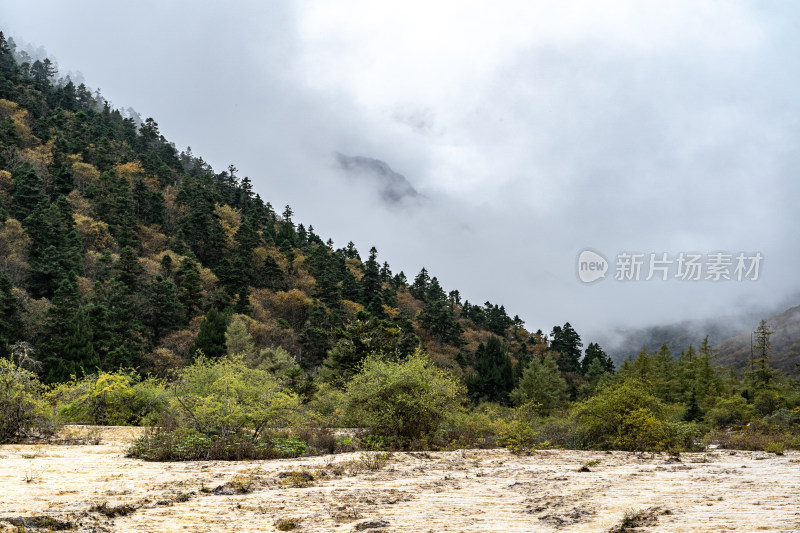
(1, 426, 799, 532)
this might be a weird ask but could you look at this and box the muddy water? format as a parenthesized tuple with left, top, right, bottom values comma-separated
(2, 427, 799, 532)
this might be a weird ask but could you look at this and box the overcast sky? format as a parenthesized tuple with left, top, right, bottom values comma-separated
(2, 1, 799, 344)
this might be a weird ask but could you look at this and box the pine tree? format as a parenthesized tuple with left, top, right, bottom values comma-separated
(40, 277, 99, 382)
(256, 254, 285, 291)
(191, 308, 229, 358)
(484, 302, 513, 335)
(651, 343, 679, 402)
(418, 297, 462, 345)
(298, 305, 333, 369)
(146, 274, 184, 342)
(510, 354, 567, 414)
(0, 32, 21, 99)
(747, 320, 775, 389)
(321, 311, 403, 387)
(581, 342, 614, 375)
(0, 274, 21, 356)
(361, 246, 384, 317)
(549, 323, 583, 374)
(468, 336, 514, 404)
(234, 215, 260, 257)
(10, 162, 45, 221)
(160, 253, 174, 277)
(59, 309, 99, 380)
(224, 315, 255, 358)
(24, 197, 84, 298)
(114, 245, 144, 293)
(175, 257, 203, 321)
(409, 267, 431, 301)
(580, 356, 612, 398)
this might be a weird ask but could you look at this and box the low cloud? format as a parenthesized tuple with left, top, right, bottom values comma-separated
(2, 0, 798, 344)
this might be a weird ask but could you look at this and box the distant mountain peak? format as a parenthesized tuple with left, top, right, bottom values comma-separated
(335, 152, 423, 206)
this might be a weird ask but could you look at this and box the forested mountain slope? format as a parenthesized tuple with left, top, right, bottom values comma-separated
(0, 31, 590, 398)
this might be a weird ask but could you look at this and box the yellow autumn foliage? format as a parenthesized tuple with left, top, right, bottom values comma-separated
(71, 161, 100, 191)
(66, 190, 92, 216)
(162, 185, 186, 235)
(137, 224, 168, 256)
(0, 170, 12, 205)
(214, 203, 240, 248)
(0, 99, 36, 146)
(0, 218, 30, 284)
(341, 299, 365, 320)
(115, 161, 145, 180)
(115, 161, 161, 189)
(345, 257, 364, 280)
(18, 144, 53, 180)
(73, 214, 115, 251)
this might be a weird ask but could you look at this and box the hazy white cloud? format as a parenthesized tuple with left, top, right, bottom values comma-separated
(1, 0, 797, 344)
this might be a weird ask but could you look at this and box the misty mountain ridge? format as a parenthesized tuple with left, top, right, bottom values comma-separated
(715, 305, 800, 375)
(606, 303, 800, 375)
(335, 152, 423, 206)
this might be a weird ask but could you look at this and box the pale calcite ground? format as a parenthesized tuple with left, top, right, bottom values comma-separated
(1, 426, 799, 532)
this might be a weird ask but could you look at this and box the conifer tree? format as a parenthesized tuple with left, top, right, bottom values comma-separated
(255, 254, 284, 291)
(510, 354, 567, 414)
(361, 246, 384, 317)
(549, 323, 583, 374)
(468, 336, 514, 404)
(322, 311, 403, 387)
(581, 342, 614, 375)
(11, 162, 45, 221)
(40, 277, 99, 382)
(746, 320, 776, 392)
(410, 267, 430, 301)
(418, 296, 462, 345)
(191, 308, 229, 358)
(25, 197, 83, 298)
(0, 274, 21, 356)
(147, 274, 184, 342)
(175, 257, 204, 321)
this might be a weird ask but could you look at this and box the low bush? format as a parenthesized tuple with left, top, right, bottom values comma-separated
(0, 358, 58, 442)
(705, 419, 799, 452)
(127, 355, 310, 460)
(704, 396, 757, 429)
(571, 379, 697, 452)
(167, 354, 302, 438)
(341, 350, 467, 448)
(438, 404, 506, 449)
(48, 370, 168, 426)
(271, 435, 308, 457)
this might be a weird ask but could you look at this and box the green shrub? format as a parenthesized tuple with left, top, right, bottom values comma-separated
(128, 426, 212, 461)
(308, 382, 346, 427)
(496, 418, 539, 451)
(534, 416, 584, 449)
(705, 419, 798, 452)
(342, 350, 467, 447)
(753, 388, 786, 416)
(168, 354, 302, 438)
(438, 404, 506, 449)
(704, 396, 757, 428)
(571, 379, 695, 452)
(360, 434, 392, 451)
(271, 436, 308, 457)
(614, 407, 672, 451)
(48, 370, 167, 426)
(764, 441, 786, 454)
(762, 408, 799, 430)
(0, 358, 57, 442)
(128, 355, 306, 460)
